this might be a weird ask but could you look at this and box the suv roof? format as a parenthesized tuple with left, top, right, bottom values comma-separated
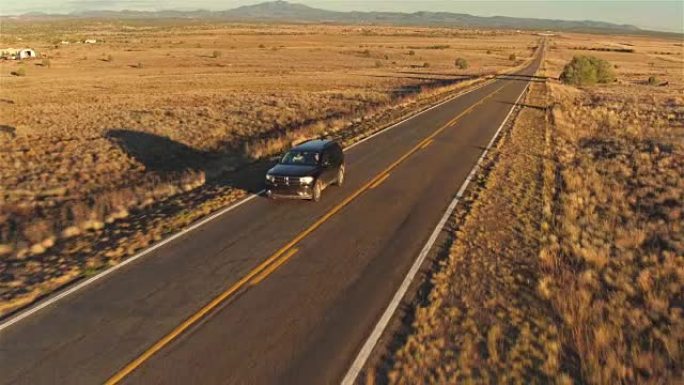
(291, 139, 335, 152)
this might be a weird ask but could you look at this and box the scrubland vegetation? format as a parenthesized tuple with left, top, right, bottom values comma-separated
(0, 22, 535, 316)
(376, 33, 683, 385)
(559, 55, 615, 85)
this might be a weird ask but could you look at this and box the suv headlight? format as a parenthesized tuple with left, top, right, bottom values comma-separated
(266, 174, 275, 182)
(299, 176, 314, 185)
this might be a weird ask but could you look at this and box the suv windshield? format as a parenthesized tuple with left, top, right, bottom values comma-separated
(280, 150, 320, 166)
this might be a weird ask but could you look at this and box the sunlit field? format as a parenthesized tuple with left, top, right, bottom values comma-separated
(0, 20, 537, 315)
(379, 32, 683, 385)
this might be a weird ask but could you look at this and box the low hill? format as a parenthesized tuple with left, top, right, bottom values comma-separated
(11, 1, 655, 35)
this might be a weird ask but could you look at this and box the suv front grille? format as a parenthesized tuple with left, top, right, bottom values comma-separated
(273, 175, 303, 186)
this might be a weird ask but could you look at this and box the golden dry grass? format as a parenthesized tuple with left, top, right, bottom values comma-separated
(378, 32, 683, 385)
(539, 33, 683, 384)
(0, 21, 537, 316)
(384, 80, 564, 385)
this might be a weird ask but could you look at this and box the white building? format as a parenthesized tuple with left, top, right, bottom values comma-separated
(18, 49, 37, 59)
(1, 48, 38, 60)
(84, 39, 97, 44)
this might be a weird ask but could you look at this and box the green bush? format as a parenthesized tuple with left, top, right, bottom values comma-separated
(454, 57, 469, 70)
(560, 55, 616, 86)
(647, 76, 658, 85)
(509, 53, 517, 61)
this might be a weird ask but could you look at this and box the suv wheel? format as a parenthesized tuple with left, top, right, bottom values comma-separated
(336, 165, 345, 186)
(312, 180, 322, 202)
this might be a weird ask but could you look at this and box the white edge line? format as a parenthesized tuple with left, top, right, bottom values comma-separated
(0, 74, 499, 332)
(344, 78, 492, 152)
(0, 192, 262, 332)
(340, 80, 531, 385)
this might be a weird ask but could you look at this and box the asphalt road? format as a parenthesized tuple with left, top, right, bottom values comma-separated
(0, 51, 542, 385)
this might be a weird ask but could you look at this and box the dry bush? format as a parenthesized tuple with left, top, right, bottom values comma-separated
(454, 57, 468, 69)
(11, 67, 26, 76)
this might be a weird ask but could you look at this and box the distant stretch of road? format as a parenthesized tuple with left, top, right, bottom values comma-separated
(0, 49, 542, 385)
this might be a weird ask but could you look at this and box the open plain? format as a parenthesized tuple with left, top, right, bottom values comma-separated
(376, 32, 683, 385)
(1, 16, 681, 385)
(0, 21, 536, 315)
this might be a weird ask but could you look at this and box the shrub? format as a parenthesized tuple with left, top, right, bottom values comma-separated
(42, 58, 51, 68)
(423, 62, 430, 68)
(454, 57, 468, 70)
(136, 62, 144, 69)
(106, 54, 113, 62)
(486, 49, 492, 54)
(258, 44, 265, 49)
(407, 50, 415, 56)
(11, 67, 27, 76)
(647, 76, 658, 85)
(374, 60, 383, 68)
(560, 55, 616, 86)
(509, 53, 517, 61)
(212, 50, 221, 58)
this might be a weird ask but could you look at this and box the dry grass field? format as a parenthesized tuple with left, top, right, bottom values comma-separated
(0, 21, 537, 315)
(376, 33, 683, 385)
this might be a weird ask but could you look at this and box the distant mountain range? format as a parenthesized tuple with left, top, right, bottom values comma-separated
(11, 1, 652, 34)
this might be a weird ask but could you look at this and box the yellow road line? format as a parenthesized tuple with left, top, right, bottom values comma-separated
(420, 139, 433, 149)
(369, 173, 390, 189)
(105, 81, 509, 384)
(250, 248, 298, 285)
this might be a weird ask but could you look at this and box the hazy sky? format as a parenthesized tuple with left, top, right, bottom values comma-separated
(2, 1, 682, 33)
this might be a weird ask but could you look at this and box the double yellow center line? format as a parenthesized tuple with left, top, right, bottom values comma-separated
(105, 81, 509, 384)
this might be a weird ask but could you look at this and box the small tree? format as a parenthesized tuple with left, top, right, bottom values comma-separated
(42, 58, 51, 68)
(107, 54, 114, 62)
(509, 53, 517, 61)
(374, 60, 383, 68)
(647, 76, 658, 85)
(423, 62, 430, 68)
(560, 55, 615, 86)
(408, 50, 415, 56)
(454, 57, 469, 70)
(212, 50, 221, 58)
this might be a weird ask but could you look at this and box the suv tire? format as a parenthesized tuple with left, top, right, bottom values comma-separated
(335, 165, 345, 186)
(312, 180, 322, 202)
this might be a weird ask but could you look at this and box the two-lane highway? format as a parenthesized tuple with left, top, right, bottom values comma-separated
(0, 50, 542, 385)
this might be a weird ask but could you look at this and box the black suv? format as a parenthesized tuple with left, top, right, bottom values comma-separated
(265, 139, 345, 201)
